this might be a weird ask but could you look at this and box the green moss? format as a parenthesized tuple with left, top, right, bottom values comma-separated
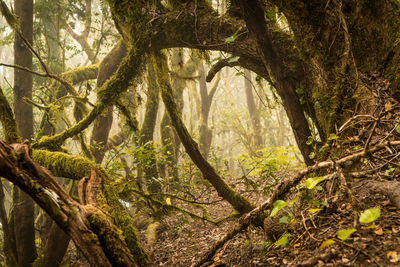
(86, 209, 127, 266)
(69, 206, 78, 219)
(34, 41, 147, 150)
(99, 181, 149, 266)
(154, 51, 255, 214)
(0, 87, 21, 143)
(32, 150, 98, 179)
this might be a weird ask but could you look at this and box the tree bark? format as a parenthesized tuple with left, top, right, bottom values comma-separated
(90, 41, 127, 164)
(238, 0, 314, 165)
(139, 57, 161, 193)
(13, 0, 37, 265)
(159, 49, 186, 182)
(155, 51, 255, 214)
(244, 69, 263, 151)
(0, 140, 145, 266)
(198, 60, 218, 159)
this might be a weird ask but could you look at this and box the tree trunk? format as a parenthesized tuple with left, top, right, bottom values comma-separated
(159, 49, 186, 182)
(0, 140, 147, 266)
(0, 179, 17, 266)
(239, 0, 314, 165)
(198, 60, 217, 159)
(244, 69, 263, 151)
(90, 41, 127, 164)
(139, 57, 161, 193)
(13, 0, 37, 265)
(155, 51, 255, 215)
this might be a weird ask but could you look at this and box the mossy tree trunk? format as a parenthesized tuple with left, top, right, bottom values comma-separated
(238, 0, 314, 165)
(154, 51, 255, 215)
(90, 41, 127, 164)
(269, 0, 400, 131)
(159, 49, 187, 182)
(139, 57, 161, 193)
(0, 140, 148, 267)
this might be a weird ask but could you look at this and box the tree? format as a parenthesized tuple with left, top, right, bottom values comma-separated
(1, 0, 400, 265)
(13, 0, 37, 265)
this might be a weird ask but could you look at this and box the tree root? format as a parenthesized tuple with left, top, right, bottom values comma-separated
(191, 140, 400, 266)
(364, 180, 400, 209)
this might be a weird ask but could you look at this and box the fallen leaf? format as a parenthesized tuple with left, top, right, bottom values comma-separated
(319, 239, 335, 249)
(387, 251, 399, 263)
(359, 208, 381, 224)
(385, 102, 392, 111)
(374, 227, 383, 235)
(337, 228, 357, 240)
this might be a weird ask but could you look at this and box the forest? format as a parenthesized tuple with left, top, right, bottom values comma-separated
(0, 0, 400, 266)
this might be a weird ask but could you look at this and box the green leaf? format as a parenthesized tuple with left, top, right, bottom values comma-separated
(295, 87, 304, 95)
(305, 177, 326, 190)
(228, 56, 240, 63)
(235, 71, 244, 76)
(306, 136, 314, 145)
(337, 228, 357, 240)
(270, 200, 287, 217)
(328, 133, 339, 140)
(279, 216, 290, 224)
(274, 234, 291, 247)
(359, 208, 381, 224)
(225, 35, 236, 44)
(319, 239, 335, 249)
(225, 28, 241, 44)
(309, 152, 316, 159)
(395, 124, 400, 134)
(309, 208, 322, 213)
(315, 185, 323, 191)
(385, 167, 395, 175)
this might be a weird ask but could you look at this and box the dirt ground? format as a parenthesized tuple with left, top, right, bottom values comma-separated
(141, 179, 400, 267)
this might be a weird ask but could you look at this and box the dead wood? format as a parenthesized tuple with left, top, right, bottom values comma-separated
(192, 139, 400, 267)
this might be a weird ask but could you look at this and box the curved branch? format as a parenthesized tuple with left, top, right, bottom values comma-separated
(34, 42, 144, 149)
(206, 57, 240, 82)
(155, 51, 255, 214)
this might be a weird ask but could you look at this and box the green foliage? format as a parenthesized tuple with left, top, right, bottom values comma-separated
(274, 233, 291, 247)
(238, 146, 298, 175)
(337, 228, 357, 241)
(304, 176, 325, 190)
(359, 208, 381, 224)
(228, 56, 240, 63)
(225, 27, 241, 44)
(270, 200, 287, 217)
(234, 146, 299, 196)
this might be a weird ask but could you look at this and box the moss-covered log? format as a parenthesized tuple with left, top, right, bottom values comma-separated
(32, 149, 149, 266)
(32, 150, 96, 179)
(0, 140, 147, 266)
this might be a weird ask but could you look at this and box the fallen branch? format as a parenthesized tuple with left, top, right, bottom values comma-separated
(192, 140, 400, 266)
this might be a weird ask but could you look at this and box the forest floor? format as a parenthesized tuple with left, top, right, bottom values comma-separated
(139, 174, 400, 267)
